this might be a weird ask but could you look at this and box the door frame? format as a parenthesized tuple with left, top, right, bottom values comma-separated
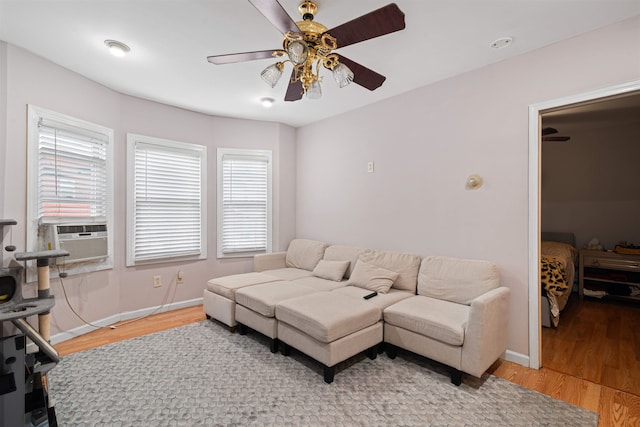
(527, 79, 640, 369)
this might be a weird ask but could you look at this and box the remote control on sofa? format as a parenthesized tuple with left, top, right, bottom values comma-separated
(363, 291, 378, 300)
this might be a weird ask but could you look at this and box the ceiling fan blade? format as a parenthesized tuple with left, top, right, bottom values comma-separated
(541, 127, 559, 136)
(338, 56, 386, 91)
(248, 0, 300, 35)
(326, 3, 406, 49)
(207, 50, 278, 65)
(542, 136, 571, 142)
(284, 71, 303, 101)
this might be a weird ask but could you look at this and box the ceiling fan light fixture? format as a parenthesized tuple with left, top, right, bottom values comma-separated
(261, 62, 284, 88)
(306, 81, 322, 99)
(287, 40, 309, 65)
(206, 2, 406, 102)
(104, 39, 130, 57)
(332, 62, 354, 88)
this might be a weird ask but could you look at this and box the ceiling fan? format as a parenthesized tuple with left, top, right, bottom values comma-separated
(542, 127, 571, 142)
(207, 1, 406, 101)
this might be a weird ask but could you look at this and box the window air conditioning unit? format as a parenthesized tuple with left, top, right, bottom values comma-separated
(42, 223, 108, 264)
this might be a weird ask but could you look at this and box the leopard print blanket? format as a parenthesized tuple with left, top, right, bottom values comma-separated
(541, 256, 569, 296)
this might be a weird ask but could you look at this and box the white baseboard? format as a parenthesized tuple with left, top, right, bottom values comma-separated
(49, 297, 203, 346)
(503, 349, 530, 368)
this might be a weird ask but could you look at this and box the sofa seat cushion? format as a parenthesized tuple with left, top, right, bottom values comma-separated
(383, 296, 470, 346)
(261, 267, 314, 281)
(285, 239, 328, 271)
(206, 272, 281, 300)
(235, 281, 317, 318)
(292, 276, 347, 292)
(418, 256, 499, 305)
(276, 292, 381, 343)
(332, 286, 413, 315)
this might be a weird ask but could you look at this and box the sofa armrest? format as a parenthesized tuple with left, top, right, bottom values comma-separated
(253, 251, 287, 272)
(461, 286, 510, 377)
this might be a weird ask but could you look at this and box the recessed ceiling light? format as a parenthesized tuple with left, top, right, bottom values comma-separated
(261, 97, 275, 108)
(104, 40, 130, 57)
(490, 37, 513, 49)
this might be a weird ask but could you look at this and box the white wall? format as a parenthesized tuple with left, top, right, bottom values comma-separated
(542, 122, 640, 249)
(295, 16, 640, 358)
(1, 44, 296, 337)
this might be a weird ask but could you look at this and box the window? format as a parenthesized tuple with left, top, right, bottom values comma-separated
(126, 134, 207, 266)
(26, 105, 114, 276)
(217, 148, 272, 258)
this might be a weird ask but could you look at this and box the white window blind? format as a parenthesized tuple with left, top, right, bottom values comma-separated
(218, 149, 272, 257)
(127, 135, 207, 265)
(37, 120, 108, 220)
(26, 105, 114, 280)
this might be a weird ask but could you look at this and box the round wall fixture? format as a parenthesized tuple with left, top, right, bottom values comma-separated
(466, 174, 483, 190)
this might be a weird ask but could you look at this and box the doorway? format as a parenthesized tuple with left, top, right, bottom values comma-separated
(528, 79, 640, 371)
(538, 89, 640, 394)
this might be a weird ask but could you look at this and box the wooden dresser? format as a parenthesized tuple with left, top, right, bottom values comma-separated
(579, 249, 640, 301)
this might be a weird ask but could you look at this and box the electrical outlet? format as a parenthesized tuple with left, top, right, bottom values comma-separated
(367, 161, 374, 173)
(176, 270, 184, 285)
(153, 275, 162, 288)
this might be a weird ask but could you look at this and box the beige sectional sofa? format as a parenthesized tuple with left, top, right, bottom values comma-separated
(203, 239, 510, 384)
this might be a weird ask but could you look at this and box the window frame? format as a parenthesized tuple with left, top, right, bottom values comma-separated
(26, 105, 114, 279)
(217, 148, 273, 259)
(126, 133, 207, 266)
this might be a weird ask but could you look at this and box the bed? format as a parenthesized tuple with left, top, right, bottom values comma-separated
(541, 232, 578, 327)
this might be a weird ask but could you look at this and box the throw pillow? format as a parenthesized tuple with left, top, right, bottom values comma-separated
(347, 259, 399, 293)
(285, 239, 328, 271)
(312, 260, 350, 282)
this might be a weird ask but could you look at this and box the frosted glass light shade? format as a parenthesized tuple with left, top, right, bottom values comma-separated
(306, 81, 322, 99)
(332, 63, 354, 88)
(287, 40, 309, 65)
(261, 63, 284, 88)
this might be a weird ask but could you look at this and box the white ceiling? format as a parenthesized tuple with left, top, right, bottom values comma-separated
(1, 0, 639, 128)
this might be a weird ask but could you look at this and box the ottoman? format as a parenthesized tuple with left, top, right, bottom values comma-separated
(202, 272, 280, 330)
(275, 291, 382, 383)
(235, 281, 319, 353)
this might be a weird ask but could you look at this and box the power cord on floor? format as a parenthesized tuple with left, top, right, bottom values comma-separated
(55, 265, 179, 330)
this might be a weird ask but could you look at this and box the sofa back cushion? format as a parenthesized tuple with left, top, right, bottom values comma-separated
(418, 256, 499, 305)
(285, 239, 328, 271)
(359, 249, 421, 292)
(323, 245, 367, 279)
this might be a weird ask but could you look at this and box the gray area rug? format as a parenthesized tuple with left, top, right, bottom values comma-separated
(48, 321, 598, 426)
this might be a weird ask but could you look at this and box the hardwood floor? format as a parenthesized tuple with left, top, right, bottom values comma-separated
(542, 295, 640, 396)
(53, 304, 640, 426)
(54, 306, 206, 356)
